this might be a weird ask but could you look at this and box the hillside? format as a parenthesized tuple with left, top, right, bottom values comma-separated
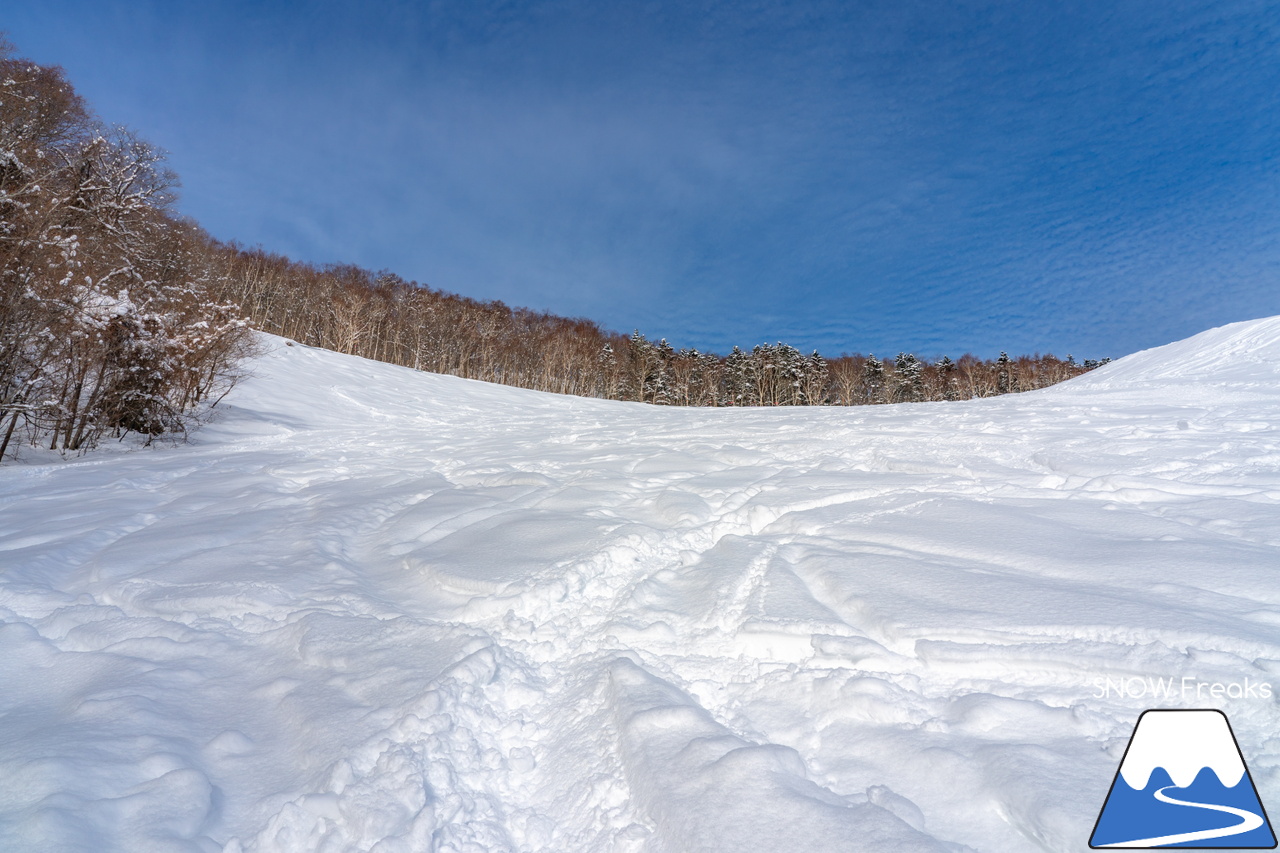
(0, 42, 1096, 469)
(2, 317, 1279, 852)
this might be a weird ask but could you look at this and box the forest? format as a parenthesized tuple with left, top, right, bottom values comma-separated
(0, 40, 1102, 461)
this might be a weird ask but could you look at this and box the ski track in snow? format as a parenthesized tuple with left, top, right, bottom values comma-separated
(2, 318, 1280, 851)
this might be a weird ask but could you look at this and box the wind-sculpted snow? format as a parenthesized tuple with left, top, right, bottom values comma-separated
(2, 317, 1280, 852)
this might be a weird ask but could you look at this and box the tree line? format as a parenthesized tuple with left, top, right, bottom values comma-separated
(206, 249, 1102, 407)
(1, 39, 1103, 461)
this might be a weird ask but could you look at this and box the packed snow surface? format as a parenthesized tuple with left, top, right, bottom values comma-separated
(3, 318, 1280, 852)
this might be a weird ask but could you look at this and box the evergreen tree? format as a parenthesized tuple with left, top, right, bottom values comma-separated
(996, 351, 1012, 394)
(626, 330, 660, 402)
(779, 344, 806, 405)
(724, 346, 750, 406)
(597, 342, 618, 399)
(893, 352, 924, 402)
(937, 355, 957, 400)
(863, 354, 884, 404)
(651, 338, 675, 404)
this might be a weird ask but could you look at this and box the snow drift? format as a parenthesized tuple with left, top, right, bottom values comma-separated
(2, 317, 1279, 852)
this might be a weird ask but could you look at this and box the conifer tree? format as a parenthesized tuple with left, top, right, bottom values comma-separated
(597, 342, 619, 399)
(937, 355, 958, 400)
(863, 354, 885, 404)
(651, 338, 675, 404)
(724, 346, 750, 406)
(996, 351, 1013, 394)
(893, 352, 924, 402)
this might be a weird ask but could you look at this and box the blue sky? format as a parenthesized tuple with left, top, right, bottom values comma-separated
(8, 1, 1280, 359)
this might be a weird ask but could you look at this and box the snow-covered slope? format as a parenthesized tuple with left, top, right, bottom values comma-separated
(2, 317, 1279, 852)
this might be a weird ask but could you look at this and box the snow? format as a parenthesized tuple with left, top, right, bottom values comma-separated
(3, 317, 1280, 852)
(1117, 710, 1244, 790)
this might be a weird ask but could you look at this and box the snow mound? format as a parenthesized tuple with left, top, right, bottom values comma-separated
(2, 320, 1279, 852)
(1062, 315, 1280, 391)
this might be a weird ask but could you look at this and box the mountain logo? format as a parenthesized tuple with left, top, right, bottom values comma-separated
(1090, 709, 1276, 848)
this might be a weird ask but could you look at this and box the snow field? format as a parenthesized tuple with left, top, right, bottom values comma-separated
(2, 317, 1280, 851)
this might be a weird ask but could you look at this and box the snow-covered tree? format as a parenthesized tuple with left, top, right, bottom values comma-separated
(863, 354, 884, 404)
(723, 346, 751, 406)
(0, 44, 252, 460)
(893, 352, 924, 402)
(936, 355, 958, 400)
(996, 351, 1013, 394)
(799, 350, 828, 405)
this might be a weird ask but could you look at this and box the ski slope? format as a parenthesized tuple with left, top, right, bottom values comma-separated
(2, 317, 1280, 852)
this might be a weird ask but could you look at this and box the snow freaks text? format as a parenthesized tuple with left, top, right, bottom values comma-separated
(1092, 677, 1273, 701)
